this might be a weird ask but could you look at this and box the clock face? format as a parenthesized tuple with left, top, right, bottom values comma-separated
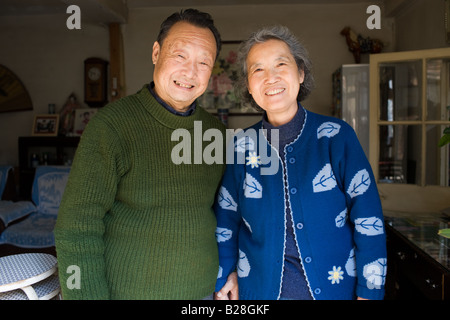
(85, 58, 107, 107)
(88, 67, 101, 81)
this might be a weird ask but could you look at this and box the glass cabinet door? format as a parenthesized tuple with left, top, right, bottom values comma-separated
(369, 48, 450, 212)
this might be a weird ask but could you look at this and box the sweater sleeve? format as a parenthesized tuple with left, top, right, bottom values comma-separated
(336, 124, 387, 300)
(214, 142, 243, 292)
(54, 114, 127, 299)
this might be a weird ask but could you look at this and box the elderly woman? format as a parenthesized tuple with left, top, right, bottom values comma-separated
(214, 26, 387, 300)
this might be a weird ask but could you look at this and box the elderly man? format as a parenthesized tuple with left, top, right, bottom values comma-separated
(55, 9, 225, 299)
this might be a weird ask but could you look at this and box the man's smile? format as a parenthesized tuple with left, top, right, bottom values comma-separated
(174, 80, 194, 89)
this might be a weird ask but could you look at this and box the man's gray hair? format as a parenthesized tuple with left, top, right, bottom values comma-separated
(236, 25, 314, 112)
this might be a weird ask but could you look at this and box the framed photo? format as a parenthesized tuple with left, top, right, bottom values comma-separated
(73, 108, 97, 136)
(198, 41, 256, 114)
(32, 114, 59, 136)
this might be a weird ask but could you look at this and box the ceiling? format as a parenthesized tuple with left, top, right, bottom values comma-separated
(0, 0, 384, 16)
(0, 0, 398, 24)
(0, 0, 67, 16)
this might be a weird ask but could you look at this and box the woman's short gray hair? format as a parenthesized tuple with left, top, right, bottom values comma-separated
(236, 25, 314, 112)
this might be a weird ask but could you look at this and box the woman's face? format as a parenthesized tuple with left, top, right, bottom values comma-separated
(246, 39, 304, 123)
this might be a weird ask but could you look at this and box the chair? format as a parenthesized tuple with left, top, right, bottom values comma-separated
(0, 253, 60, 300)
(0, 166, 16, 201)
(0, 166, 70, 254)
(0, 166, 35, 238)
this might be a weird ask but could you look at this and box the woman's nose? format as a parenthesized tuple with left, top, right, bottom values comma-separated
(264, 68, 279, 84)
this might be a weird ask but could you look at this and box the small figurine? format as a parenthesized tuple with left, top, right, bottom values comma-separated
(340, 27, 384, 63)
(59, 93, 80, 136)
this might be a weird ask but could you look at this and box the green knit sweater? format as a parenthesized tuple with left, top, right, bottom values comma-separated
(54, 86, 225, 299)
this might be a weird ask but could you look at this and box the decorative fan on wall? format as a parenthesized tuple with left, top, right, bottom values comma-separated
(0, 64, 33, 113)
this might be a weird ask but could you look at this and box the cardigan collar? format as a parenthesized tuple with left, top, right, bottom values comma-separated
(262, 103, 306, 147)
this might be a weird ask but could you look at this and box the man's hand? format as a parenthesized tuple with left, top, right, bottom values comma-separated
(214, 272, 238, 300)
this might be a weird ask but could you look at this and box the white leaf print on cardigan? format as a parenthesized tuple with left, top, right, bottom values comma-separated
(363, 258, 387, 289)
(317, 122, 341, 139)
(335, 209, 348, 228)
(345, 248, 357, 277)
(217, 186, 237, 212)
(237, 249, 251, 278)
(235, 136, 255, 153)
(243, 173, 262, 199)
(355, 217, 384, 236)
(216, 227, 233, 243)
(312, 163, 337, 193)
(347, 169, 371, 198)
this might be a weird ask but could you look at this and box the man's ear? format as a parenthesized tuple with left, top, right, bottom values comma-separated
(152, 41, 160, 65)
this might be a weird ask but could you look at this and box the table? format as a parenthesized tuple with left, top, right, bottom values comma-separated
(0, 253, 60, 300)
(384, 211, 450, 299)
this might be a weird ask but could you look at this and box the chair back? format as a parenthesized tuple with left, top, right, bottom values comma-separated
(31, 166, 71, 216)
(0, 166, 12, 198)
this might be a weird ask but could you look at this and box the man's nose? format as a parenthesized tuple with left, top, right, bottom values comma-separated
(182, 60, 197, 79)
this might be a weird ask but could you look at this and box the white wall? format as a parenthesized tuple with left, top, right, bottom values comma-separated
(0, 14, 109, 166)
(123, 3, 394, 114)
(394, 0, 447, 51)
(1, 2, 396, 166)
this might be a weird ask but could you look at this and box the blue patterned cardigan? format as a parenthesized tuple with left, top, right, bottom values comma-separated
(214, 110, 387, 300)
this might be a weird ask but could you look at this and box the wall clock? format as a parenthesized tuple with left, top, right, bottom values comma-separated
(84, 57, 108, 107)
(0, 64, 33, 113)
(446, 0, 450, 44)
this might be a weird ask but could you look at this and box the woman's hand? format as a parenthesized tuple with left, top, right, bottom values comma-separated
(214, 272, 238, 300)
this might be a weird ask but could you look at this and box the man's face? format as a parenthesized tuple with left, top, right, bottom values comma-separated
(152, 21, 217, 112)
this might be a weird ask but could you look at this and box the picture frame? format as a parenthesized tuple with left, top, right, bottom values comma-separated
(73, 108, 98, 136)
(198, 41, 257, 114)
(32, 114, 59, 136)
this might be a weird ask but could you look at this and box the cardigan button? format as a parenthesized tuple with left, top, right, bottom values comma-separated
(287, 146, 293, 152)
(289, 157, 296, 164)
(290, 187, 297, 195)
(296, 223, 304, 230)
(314, 288, 321, 295)
(304, 256, 312, 263)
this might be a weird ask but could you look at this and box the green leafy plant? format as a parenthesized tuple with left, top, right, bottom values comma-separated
(438, 228, 450, 239)
(437, 107, 450, 239)
(438, 126, 450, 147)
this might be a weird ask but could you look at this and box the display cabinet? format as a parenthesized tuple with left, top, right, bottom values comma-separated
(369, 47, 450, 213)
(385, 211, 450, 300)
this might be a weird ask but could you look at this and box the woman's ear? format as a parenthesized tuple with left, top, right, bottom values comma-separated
(299, 69, 305, 85)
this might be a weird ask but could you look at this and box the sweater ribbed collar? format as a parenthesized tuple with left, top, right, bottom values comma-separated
(136, 84, 206, 130)
(147, 82, 196, 116)
(262, 103, 306, 147)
